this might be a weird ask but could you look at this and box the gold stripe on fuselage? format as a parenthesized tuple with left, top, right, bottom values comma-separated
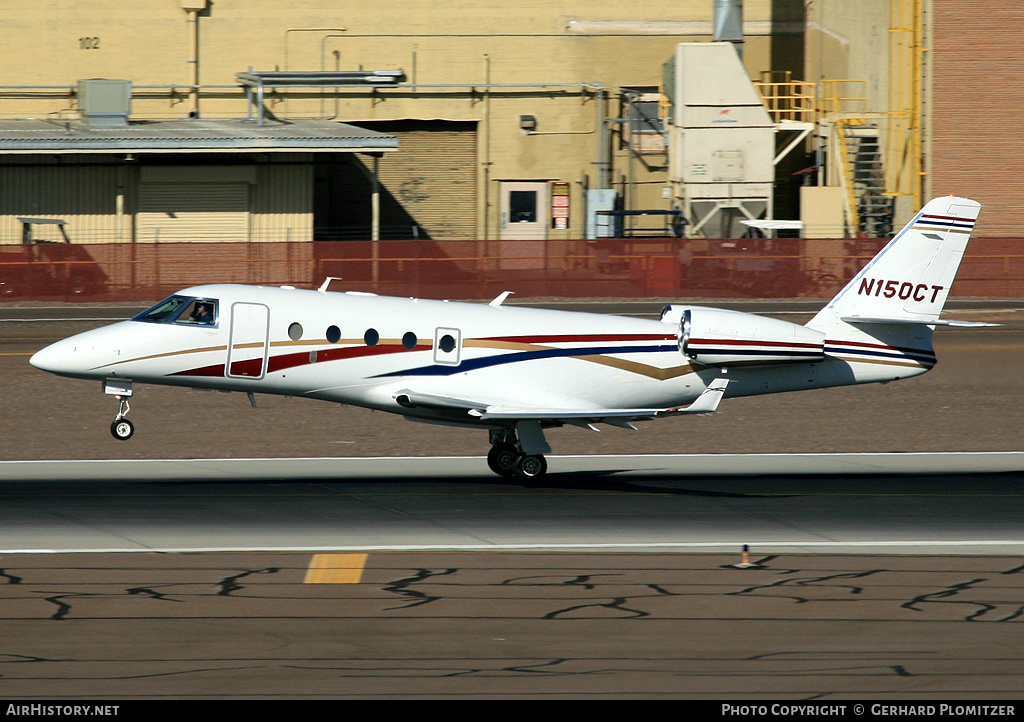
(95, 344, 228, 369)
(576, 354, 694, 380)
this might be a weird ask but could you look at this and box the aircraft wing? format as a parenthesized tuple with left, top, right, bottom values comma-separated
(393, 378, 729, 425)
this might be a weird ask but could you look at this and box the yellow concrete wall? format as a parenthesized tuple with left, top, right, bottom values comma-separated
(1, 1, 804, 240)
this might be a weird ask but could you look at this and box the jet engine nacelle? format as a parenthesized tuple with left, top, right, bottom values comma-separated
(674, 307, 825, 367)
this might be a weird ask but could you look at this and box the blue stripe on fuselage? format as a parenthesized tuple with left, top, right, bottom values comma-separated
(371, 344, 678, 377)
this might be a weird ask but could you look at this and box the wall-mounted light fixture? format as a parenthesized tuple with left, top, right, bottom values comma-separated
(519, 114, 537, 133)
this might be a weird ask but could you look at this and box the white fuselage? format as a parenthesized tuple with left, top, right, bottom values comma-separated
(30, 283, 934, 429)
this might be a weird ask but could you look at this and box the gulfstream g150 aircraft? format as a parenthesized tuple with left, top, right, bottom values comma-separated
(31, 196, 985, 481)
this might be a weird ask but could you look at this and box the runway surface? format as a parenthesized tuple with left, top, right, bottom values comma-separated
(1, 301, 1021, 698)
(0, 454, 1023, 556)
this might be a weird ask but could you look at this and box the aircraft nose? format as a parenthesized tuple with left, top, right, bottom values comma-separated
(29, 323, 128, 379)
(30, 336, 97, 377)
(29, 342, 65, 374)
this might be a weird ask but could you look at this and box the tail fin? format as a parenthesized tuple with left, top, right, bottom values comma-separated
(808, 196, 980, 332)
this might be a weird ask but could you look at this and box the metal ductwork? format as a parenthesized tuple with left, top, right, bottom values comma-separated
(713, 0, 744, 47)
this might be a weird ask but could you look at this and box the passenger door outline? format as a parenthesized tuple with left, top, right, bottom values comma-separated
(226, 302, 270, 379)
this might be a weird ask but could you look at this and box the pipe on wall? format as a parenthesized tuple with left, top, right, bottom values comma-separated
(181, 1, 208, 118)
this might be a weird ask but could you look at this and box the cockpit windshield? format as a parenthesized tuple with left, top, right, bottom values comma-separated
(133, 295, 219, 327)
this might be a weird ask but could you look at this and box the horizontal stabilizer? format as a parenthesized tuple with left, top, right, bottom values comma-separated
(841, 316, 1000, 328)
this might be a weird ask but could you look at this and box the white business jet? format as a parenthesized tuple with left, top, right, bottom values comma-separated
(31, 196, 985, 481)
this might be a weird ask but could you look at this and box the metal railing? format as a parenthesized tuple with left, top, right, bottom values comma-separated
(753, 73, 816, 122)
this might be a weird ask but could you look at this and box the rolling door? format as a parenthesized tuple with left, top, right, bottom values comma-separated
(364, 121, 478, 240)
(137, 182, 250, 243)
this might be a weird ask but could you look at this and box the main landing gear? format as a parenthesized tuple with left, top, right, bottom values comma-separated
(486, 426, 549, 482)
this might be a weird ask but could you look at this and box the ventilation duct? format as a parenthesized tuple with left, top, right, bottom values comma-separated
(713, 0, 744, 44)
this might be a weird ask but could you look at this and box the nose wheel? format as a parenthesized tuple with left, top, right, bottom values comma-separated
(111, 417, 134, 441)
(110, 394, 134, 441)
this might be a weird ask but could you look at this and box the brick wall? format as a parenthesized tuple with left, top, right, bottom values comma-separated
(932, 3, 1024, 237)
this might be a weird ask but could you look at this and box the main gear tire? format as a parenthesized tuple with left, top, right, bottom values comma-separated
(487, 443, 519, 477)
(513, 453, 547, 483)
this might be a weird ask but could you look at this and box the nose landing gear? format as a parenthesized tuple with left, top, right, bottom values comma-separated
(104, 378, 135, 441)
(110, 396, 134, 440)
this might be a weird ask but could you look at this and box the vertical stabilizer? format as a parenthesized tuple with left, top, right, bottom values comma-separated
(807, 196, 980, 332)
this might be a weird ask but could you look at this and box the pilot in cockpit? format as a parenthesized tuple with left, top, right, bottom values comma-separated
(189, 302, 214, 325)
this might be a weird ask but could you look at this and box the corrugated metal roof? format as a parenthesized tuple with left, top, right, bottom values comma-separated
(0, 118, 398, 153)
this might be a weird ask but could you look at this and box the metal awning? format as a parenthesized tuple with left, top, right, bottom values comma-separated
(236, 70, 406, 125)
(0, 118, 398, 154)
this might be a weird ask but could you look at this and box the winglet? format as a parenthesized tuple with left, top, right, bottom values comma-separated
(672, 378, 730, 415)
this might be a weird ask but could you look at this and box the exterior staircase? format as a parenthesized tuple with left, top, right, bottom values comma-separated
(840, 122, 895, 237)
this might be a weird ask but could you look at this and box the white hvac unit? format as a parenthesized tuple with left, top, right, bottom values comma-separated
(664, 43, 776, 238)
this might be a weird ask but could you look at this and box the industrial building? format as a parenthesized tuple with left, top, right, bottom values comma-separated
(0, 1, 1019, 249)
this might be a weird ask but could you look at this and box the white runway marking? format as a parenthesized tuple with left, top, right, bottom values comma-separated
(1, 451, 1022, 481)
(4, 541, 1024, 555)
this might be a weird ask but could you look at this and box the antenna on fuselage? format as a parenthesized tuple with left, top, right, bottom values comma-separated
(489, 290, 515, 307)
(318, 277, 343, 293)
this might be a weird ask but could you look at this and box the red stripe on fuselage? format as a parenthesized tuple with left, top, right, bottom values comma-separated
(688, 337, 822, 349)
(170, 343, 426, 378)
(267, 343, 416, 373)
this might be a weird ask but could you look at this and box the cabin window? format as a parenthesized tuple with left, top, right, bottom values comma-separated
(288, 322, 303, 341)
(364, 328, 379, 347)
(174, 300, 218, 326)
(433, 326, 462, 366)
(402, 331, 418, 349)
(326, 325, 342, 344)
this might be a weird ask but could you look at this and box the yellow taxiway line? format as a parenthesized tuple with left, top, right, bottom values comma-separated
(304, 553, 368, 584)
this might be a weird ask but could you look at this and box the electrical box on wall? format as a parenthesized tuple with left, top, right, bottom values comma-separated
(586, 189, 618, 239)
